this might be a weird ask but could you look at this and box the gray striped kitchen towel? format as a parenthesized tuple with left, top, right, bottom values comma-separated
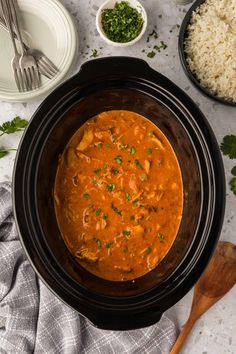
(0, 182, 177, 354)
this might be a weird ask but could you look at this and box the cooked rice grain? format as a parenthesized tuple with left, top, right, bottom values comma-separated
(185, 0, 236, 102)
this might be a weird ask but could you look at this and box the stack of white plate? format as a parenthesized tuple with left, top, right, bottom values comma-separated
(0, 0, 79, 102)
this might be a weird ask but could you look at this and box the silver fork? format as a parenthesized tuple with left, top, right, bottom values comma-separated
(9, 0, 40, 90)
(0, 16, 58, 79)
(0, 0, 25, 91)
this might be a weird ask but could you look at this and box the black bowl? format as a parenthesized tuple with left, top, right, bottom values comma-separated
(13, 57, 225, 330)
(179, 0, 236, 106)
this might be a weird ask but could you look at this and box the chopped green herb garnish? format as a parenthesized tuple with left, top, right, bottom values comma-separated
(154, 41, 168, 52)
(149, 131, 155, 138)
(157, 232, 165, 240)
(106, 143, 111, 148)
(147, 51, 156, 58)
(106, 241, 113, 248)
(146, 247, 152, 254)
(111, 167, 119, 175)
(139, 174, 147, 182)
(120, 143, 128, 150)
(92, 179, 98, 186)
(153, 45, 160, 52)
(126, 192, 132, 201)
(130, 215, 135, 221)
(87, 204, 93, 209)
(132, 199, 139, 206)
(134, 159, 143, 169)
(101, 1, 144, 43)
(90, 49, 98, 58)
(160, 40, 167, 49)
(112, 136, 118, 143)
(145, 147, 153, 154)
(104, 162, 109, 169)
(146, 29, 158, 42)
(107, 183, 116, 192)
(122, 230, 131, 236)
(103, 213, 109, 220)
(111, 203, 122, 216)
(129, 146, 136, 155)
(95, 238, 102, 249)
(83, 193, 91, 200)
(97, 142, 103, 148)
(94, 168, 102, 175)
(95, 208, 102, 215)
(114, 155, 123, 164)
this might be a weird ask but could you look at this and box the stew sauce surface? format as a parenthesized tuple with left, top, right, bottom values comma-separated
(54, 110, 183, 281)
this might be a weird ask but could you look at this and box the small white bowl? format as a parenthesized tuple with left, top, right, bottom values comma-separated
(96, 0, 147, 47)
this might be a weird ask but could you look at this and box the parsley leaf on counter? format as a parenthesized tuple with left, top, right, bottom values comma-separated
(0, 117, 28, 159)
(90, 49, 98, 58)
(220, 135, 236, 159)
(0, 149, 9, 158)
(230, 178, 236, 195)
(0, 116, 28, 136)
(220, 134, 236, 197)
(231, 166, 236, 176)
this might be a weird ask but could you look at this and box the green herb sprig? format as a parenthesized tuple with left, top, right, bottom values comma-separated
(220, 135, 236, 159)
(0, 117, 28, 158)
(220, 134, 236, 195)
(0, 116, 28, 136)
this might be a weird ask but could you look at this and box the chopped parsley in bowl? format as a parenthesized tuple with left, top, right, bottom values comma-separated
(96, 0, 147, 46)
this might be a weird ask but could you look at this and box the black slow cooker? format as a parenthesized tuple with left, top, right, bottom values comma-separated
(13, 57, 225, 330)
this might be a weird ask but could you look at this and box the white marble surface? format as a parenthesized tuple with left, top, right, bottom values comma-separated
(0, 1, 235, 353)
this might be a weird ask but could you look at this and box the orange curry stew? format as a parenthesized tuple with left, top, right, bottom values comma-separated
(54, 110, 183, 281)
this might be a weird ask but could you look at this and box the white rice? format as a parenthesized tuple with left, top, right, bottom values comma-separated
(185, 0, 236, 102)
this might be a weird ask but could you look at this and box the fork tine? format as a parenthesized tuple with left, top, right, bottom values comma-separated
(40, 59, 57, 77)
(37, 60, 54, 79)
(29, 68, 35, 90)
(40, 56, 58, 74)
(18, 68, 26, 92)
(37, 63, 54, 79)
(28, 67, 34, 90)
(30, 66, 37, 89)
(33, 65, 40, 88)
(28, 67, 35, 90)
(13, 68, 21, 92)
(24, 68, 31, 90)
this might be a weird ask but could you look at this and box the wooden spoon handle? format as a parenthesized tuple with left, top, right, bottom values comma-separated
(169, 318, 196, 354)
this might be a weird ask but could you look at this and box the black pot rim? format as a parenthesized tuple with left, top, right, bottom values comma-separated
(13, 56, 226, 330)
(178, 0, 236, 107)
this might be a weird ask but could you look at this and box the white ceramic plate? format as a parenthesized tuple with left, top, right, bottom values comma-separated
(0, 0, 79, 102)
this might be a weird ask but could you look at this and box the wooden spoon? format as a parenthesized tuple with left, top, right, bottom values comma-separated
(170, 241, 236, 354)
